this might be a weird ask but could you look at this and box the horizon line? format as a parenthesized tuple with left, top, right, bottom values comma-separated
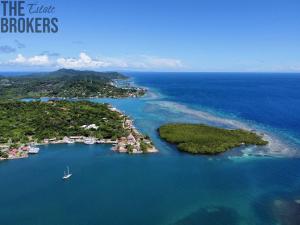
(0, 69, 300, 74)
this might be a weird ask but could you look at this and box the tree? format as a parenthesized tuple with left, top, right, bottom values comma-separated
(126, 144, 134, 153)
(0, 151, 8, 159)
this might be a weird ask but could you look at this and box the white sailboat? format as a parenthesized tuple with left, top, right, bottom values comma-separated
(62, 166, 72, 180)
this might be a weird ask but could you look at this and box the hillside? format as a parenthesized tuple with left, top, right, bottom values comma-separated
(0, 69, 145, 99)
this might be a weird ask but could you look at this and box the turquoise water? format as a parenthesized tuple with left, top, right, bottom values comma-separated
(1, 73, 300, 225)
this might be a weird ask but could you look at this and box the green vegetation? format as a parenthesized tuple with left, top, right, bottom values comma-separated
(126, 144, 134, 153)
(0, 151, 8, 159)
(158, 123, 268, 155)
(0, 101, 129, 145)
(140, 140, 152, 153)
(0, 69, 145, 100)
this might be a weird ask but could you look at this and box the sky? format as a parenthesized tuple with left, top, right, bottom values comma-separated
(0, 0, 300, 72)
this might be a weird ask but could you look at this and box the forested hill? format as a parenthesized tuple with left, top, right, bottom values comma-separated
(0, 69, 145, 99)
(24, 69, 127, 81)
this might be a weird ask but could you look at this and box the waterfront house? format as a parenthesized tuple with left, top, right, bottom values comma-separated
(127, 133, 136, 145)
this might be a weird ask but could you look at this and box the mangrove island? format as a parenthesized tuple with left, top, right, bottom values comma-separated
(158, 123, 268, 155)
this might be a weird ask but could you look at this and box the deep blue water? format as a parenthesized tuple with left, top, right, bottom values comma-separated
(1, 72, 300, 225)
(131, 72, 300, 138)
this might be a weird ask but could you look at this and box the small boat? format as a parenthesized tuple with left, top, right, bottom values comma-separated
(84, 137, 95, 145)
(62, 166, 72, 180)
(63, 137, 75, 144)
(66, 140, 75, 144)
(28, 146, 40, 154)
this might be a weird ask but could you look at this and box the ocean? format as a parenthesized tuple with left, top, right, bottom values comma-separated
(1, 72, 300, 225)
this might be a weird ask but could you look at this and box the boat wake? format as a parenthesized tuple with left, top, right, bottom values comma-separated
(151, 100, 299, 158)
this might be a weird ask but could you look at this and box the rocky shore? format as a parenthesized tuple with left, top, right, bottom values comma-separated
(109, 106, 158, 154)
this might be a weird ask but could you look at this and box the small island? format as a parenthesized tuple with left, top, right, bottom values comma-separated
(0, 101, 157, 160)
(158, 123, 268, 155)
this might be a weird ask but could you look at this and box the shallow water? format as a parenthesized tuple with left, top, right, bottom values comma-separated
(1, 72, 300, 225)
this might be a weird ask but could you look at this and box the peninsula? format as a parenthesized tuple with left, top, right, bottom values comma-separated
(158, 123, 268, 155)
(0, 101, 157, 160)
(0, 69, 146, 100)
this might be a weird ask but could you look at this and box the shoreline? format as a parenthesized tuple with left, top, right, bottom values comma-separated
(0, 104, 158, 161)
(16, 78, 148, 102)
(3, 75, 297, 160)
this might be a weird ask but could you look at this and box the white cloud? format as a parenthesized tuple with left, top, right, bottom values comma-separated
(57, 52, 111, 68)
(57, 53, 183, 70)
(13, 54, 26, 63)
(28, 55, 50, 65)
(3, 52, 184, 70)
(9, 54, 50, 66)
